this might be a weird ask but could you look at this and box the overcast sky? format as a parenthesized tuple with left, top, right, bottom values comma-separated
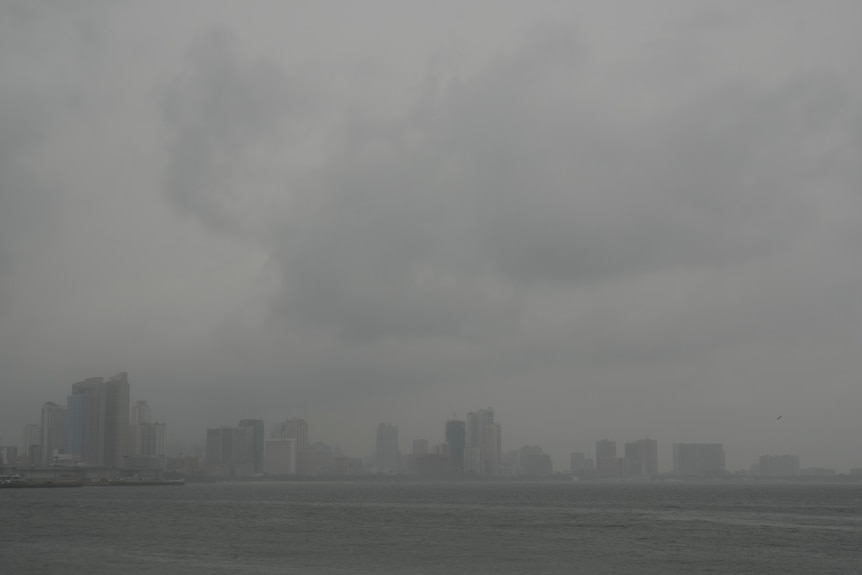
(2, 0, 862, 472)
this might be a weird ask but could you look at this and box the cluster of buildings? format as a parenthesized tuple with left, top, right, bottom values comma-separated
(569, 439, 716, 479)
(4, 372, 859, 481)
(4, 373, 167, 471)
(202, 409, 504, 479)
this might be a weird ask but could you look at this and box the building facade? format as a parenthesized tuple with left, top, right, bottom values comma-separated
(265, 438, 297, 475)
(66, 372, 130, 467)
(625, 439, 659, 478)
(239, 419, 265, 474)
(465, 409, 501, 476)
(40, 402, 68, 466)
(445, 419, 466, 471)
(376, 423, 400, 473)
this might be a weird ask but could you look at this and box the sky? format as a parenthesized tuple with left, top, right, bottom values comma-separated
(2, 0, 862, 472)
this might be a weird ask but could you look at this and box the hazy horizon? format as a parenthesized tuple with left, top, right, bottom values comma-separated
(3, 1, 862, 473)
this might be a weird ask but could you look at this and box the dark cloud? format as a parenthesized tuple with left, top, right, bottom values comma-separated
(3, 1, 862, 469)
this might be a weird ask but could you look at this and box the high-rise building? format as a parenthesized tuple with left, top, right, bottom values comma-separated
(672, 443, 726, 476)
(239, 419, 265, 474)
(22, 423, 41, 456)
(445, 419, 466, 471)
(129, 400, 167, 458)
(205, 426, 254, 476)
(595, 439, 619, 476)
(67, 377, 103, 464)
(102, 373, 130, 467)
(265, 438, 297, 475)
(625, 439, 658, 477)
(376, 423, 400, 473)
(465, 409, 501, 476)
(131, 400, 151, 425)
(272, 418, 309, 452)
(66, 373, 130, 467)
(519, 445, 553, 476)
(40, 402, 68, 466)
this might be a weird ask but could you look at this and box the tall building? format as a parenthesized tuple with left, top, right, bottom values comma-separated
(22, 423, 41, 457)
(376, 423, 400, 473)
(205, 426, 255, 476)
(595, 439, 619, 476)
(465, 409, 501, 476)
(519, 445, 553, 476)
(131, 400, 151, 425)
(239, 419, 265, 474)
(672, 443, 726, 476)
(102, 373, 130, 467)
(66, 373, 130, 467)
(445, 419, 466, 471)
(129, 400, 166, 459)
(265, 438, 297, 475)
(40, 402, 68, 466)
(625, 439, 658, 477)
(272, 418, 309, 452)
(67, 377, 103, 464)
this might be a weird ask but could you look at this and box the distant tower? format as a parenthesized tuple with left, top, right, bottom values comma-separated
(595, 439, 619, 476)
(273, 418, 309, 452)
(375, 423, 400, 473)
(131, 400, 151, 425)
(66, 372, 130, 467)
(624, 439, 658, 477)
(40, 402, 67, 466)
(465, 409, 501, 476)
(22, 423, 41, 461)
(239, 419, 265, 473)
(445, 419, 466, 471)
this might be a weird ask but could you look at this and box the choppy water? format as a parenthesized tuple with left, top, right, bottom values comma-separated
(2, 481, 861, 574)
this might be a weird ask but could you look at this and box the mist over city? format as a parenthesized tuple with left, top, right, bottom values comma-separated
(4, 0, 862, 477)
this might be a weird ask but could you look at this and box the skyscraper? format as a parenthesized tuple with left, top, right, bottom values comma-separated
(625, 439, 659, 477)
(272, 418, 308, 452)
(66, 372, 130, 466)
(445, 419, 466, 471)
(265, 438, 297, 475)
(206, 426, 255, 476)
(131, 400, 151, 425)
(376, 423, 400, 473)
(40, 402, 67, 466)
(465, 409, 501, 476)
(595, 439, 619, 476)
(102, 372, 130, 467)
(67, 377, 103, 464)
(239, 419, 265, 473)
(22, 423, 41, 459)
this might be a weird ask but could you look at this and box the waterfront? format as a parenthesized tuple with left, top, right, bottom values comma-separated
(2, 482, 861, 574)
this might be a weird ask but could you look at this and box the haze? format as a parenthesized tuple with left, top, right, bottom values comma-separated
(2, 0, 862, 472)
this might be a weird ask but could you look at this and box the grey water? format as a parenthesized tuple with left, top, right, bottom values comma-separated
(2, 482, 861, 574)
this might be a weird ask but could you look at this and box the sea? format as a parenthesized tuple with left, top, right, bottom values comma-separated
(2, 481, 861, 574)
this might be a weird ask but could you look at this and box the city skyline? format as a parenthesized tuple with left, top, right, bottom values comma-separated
(3, 1, 862, 477)
(5, 371, 858, 476)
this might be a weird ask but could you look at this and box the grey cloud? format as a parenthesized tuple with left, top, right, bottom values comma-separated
(161, 27, 302, 237)
(5, 1, 862, 469)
